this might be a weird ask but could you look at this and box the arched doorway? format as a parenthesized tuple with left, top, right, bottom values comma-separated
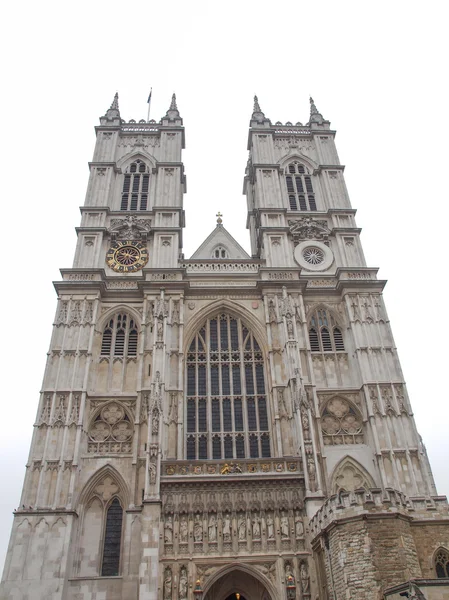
(203, 566, 274, 600)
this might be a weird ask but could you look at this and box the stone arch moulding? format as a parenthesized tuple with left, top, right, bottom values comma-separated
(202, 562, 279, 600)
(183, 298, 268, 357)
(75, 464, 131, 509)
(305, 303, 343, 327)
(278, 152, 318, 173)
(330, 455, 376, 494)
(116, 149, 157, 172)
(95, 304, 142, 334)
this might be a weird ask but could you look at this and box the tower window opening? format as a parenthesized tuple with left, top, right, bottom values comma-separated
(100, 313, 139, 358)
(185, 314, 271, 460)
(435, 548, 449, 578)
(285, 161, 317, 211)
(120, 160, 150, 211)
(101, 498, 123, 576)
(308, 308, 345, 353)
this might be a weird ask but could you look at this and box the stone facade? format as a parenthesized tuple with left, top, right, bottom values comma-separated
(1, 94, 448, 600)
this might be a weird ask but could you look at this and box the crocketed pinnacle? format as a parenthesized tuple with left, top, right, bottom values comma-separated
(309, 96, 319, 116)
(251, 94, 266, 120)
(169, 93, 178, 111)
(110, 92, 119, 111)
(253, 95, 261, 113)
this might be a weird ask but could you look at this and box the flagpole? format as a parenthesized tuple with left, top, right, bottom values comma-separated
(147, 88, 152, 122)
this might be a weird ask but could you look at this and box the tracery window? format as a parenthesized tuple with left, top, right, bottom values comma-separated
(88, 402, 133, 454)
(321, 398, 363, 445)
(435, 548, 449, 578)
(212, 246, 229, 259)
(308, 308, 344, 352)
(101, 498, 123, 576)
(285, 161, 316, 211)
(101, 313, 138, 358)
(186, 313, 271, 460)
(120, 159, 150, 211)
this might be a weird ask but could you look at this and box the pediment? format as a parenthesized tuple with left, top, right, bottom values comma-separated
(189, 225, 250, 260)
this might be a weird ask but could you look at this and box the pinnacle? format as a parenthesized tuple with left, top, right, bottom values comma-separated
(309, 96, 319, 116)
(253, 95, 261, 113)
(170, 93, 178, 111)
(110, 92, 119, 111)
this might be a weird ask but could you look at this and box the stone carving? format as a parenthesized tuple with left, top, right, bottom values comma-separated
(179, 566, 188, 600)
(321, 397, 363, 445)
(88, 402, 133, 454)
(68, 395, 80, 426)
(56, 301, 68, 325)
(171, 301, 180, 324)
(164, 567, 172, 600)
(153, 297, 168, 319)
(168, 393, 178, 424)
(395, 385, 408, 414)
(252, 513, 261, 538)
(194, 514, 203, 542)
(164, 516, 173, 544)
(382, 387, 396, 416)
(300, 561, 310, 595)
(69, 301, 82, 325)
(83, 301, 94, 324)
(266, 513, 274, 539)
(95, 476, 119, 501)
(238, 513, 247, 540)
(268, 298, 277, 323)
(307, 457, 317, 491)
(149, 459, 157, 485)
(52, 395, 66, 426)
(109, 215, 151, 241)
(156, 318, 164, 341)
(152, 407, 160, 435)
(288, 217, 330, 246)
(279, 288, 294, 318)
(369, 387, 380, 415)
(220, 462, 242, 474)
(223, 512, 231, 541)
(285, 561, 294, 582)
(295, 512, 304, 537)
(180, 516, 188, 543)
(286, 318, 294, 339)
(280, 512, 289, 538)
(208, 514, 217, 541)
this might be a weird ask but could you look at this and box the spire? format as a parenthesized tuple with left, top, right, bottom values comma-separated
(165, 92, 180, 120)
(251, 95, 265, 119)
(308, 96, 325, 125)
(110, 92, 119, 111)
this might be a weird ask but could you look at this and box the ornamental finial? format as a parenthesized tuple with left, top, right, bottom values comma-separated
(110, 92, 119, 111)
(216, 211, 223, 224)
(169, 93, 178, 111)
(309, 96, 318, 115)
(253, 95, 261, 113)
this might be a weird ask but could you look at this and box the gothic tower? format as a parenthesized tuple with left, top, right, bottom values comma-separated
(1, 94, 448, 600)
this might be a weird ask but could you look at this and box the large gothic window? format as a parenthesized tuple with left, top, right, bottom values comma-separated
(435, 548, 449, 578)
(120, 159, 150, 211)
(308, 308, 344, 352)
(285, 161, 316, 211)
(101, 313, 138, 358)
(186, 313, 271, 460)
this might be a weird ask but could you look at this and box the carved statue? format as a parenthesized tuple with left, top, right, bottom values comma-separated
(252, 513, 261, 538)
(294, 512, 304, 537)
(194, 514, 203, 542)
(268, 299, 277, 323)
(157, 318, 164, 341)
(179, 566, 188, 600)
(176, 516, 186, 543)
(164, 516, 173, 544)
(164, 567, 172, 600)
(238, 513, 246, 540)
(266, 513, 274, 539)
(208, 514, 217, 542)
(152, 408, 159, 435)
(223, 512, 231, 540)
(301, 405, 310, 440)
(149, 460, 157, 485)
(280, 512, 289, 538)
(300, 562, 310, 593)
(285, 562, 294, 582)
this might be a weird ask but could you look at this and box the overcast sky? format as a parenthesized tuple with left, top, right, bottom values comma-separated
(1, 0, 448, 572)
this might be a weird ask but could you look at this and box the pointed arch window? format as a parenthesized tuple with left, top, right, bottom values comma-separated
(100, 313, 138, 358)
(121, 159, 150, 211)
(308, 308, 345, 353)
(212, 246, 229, 259)
(101, 498, 123, 576)
(186, 313, 271, 460)
(435, 548, 449, 578)
(285, 161, 317, 211)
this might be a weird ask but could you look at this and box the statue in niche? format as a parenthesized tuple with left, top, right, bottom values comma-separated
(307, 457, 317, 491)
(194, 514, 203, 542)
(285, 562, 294, 582)
(208, 514, 217, 541)
(268, 299, 277, 323)
(266, 513, 274, 539)
(168, 393, 178, 423)
(300, 562, 310, 594)
(287, 318, 294, 338)
(172, 301, 180, 324)
(238, 513, 246, 540)
(164, 567, 172, 600)
(164, 516, 173, 544)
(157, 318, 164, 341)
(280, 512, 289, 538)
(149, 459, 157, 485)
(180, 516, 188, 543)
(252, 513, 261, 538)
(278, 389, 288, 419)
(294, 511, 304, 537)
(179, 566, 188, 600)
(152, 408, 159, 435)
(301, 405, 310, 440)
(223, 512, 231, 541)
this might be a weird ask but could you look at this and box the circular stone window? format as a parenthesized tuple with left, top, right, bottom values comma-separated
(294, 240, 334, 271)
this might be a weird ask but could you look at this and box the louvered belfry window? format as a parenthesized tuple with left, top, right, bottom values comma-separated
(120, 160, 149, 211)
(285, 161, 317, 211)
(308, 309, 345, 352)
(186, 314, 271, 460)
(100, 314, 138, 357)
(101, 498, 123, 576)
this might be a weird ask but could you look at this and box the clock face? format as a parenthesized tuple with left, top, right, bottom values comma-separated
(106, 240, 149, 273)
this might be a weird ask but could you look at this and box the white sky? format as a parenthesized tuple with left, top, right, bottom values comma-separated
(1, 0, 448, 573)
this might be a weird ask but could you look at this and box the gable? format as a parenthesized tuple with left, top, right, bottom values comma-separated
(189, 225, 250, 260)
